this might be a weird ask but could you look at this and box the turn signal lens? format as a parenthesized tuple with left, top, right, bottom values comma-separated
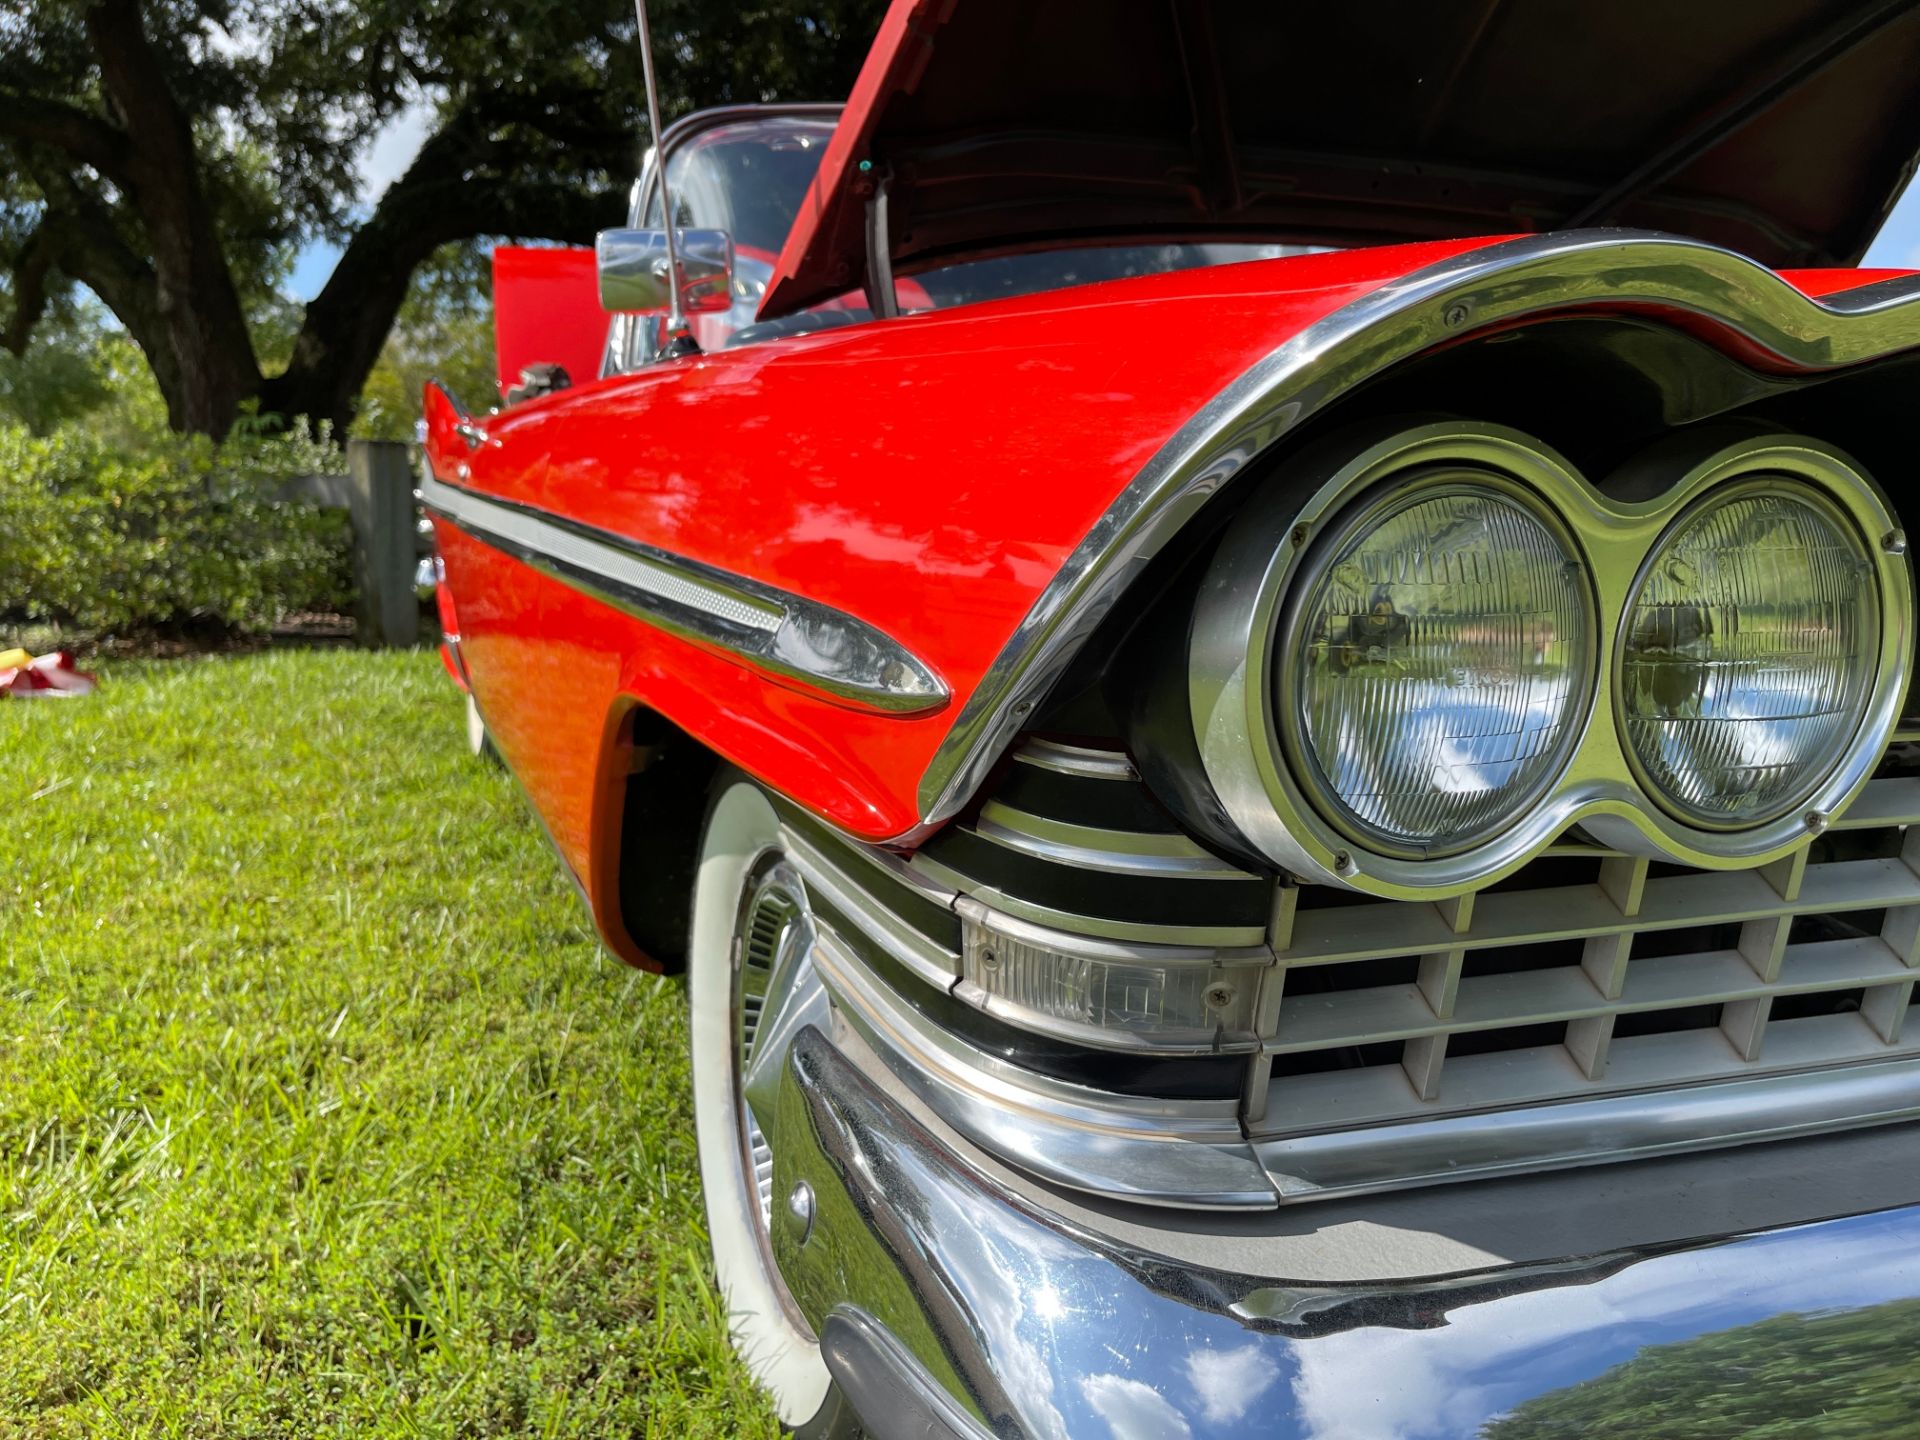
(1286, 483, 1592, 856)
(956, 911, 1262, 1051)
(1620, 484, 1878, 826)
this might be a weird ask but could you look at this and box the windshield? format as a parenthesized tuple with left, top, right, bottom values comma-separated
(650, 117, 836, 264)
(623, 113, 1323, 362)
(909, 243, 1316, 309)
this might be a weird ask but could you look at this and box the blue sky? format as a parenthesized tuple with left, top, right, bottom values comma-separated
(1866, 179, 1920, 266)
(286, 102, 433, 301)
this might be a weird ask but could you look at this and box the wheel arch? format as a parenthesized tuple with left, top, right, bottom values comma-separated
(588, 697, 722, 974)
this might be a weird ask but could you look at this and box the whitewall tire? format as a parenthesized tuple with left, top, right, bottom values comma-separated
(465, 694, 499, 762)
(688, 773, 840, 1432)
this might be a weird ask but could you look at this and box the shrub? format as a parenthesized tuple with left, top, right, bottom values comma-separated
(0, 421, 352, 635)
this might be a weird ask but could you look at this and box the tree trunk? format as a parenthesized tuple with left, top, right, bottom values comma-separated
(85, 0, 262, 436)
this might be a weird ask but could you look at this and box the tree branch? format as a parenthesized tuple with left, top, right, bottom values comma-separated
(0, 92, 135, 186)
(263, 96, 623, 434)
(11, 156, 187, 424)
(2, 216, 62, 356)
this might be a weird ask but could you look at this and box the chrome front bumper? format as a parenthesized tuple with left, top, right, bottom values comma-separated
(772, 1025, 1920, 1440)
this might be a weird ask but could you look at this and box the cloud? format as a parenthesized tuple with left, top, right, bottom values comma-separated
(1288, 1215, 1920, 1440)
(1080, 1375, 1193, 1440)
(1184, 1343, 1281, 1425)
(360, 101, 436, 203)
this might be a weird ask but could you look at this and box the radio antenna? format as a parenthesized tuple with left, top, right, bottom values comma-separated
(633, 0, 695, 354)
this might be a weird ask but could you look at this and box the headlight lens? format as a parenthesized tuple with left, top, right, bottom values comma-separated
(1619, 482, 1878, 827)
(1284, 481, 1593, 856)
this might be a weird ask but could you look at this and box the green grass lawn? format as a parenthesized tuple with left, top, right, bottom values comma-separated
(0, 649, 777, 1438)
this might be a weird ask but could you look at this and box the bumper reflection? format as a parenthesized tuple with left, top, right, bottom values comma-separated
(777, 1028, 1920, 1440)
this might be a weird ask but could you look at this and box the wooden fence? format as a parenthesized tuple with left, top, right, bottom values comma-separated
(286, 439, 423, 648)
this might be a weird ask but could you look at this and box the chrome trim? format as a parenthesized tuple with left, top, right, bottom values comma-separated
(419, 468, 947, 716)
(800, 739, 1920, 1205)
(634, 105, 845, 225)
(607, 103, 845, 377)
(816, 1308, 994, 1440)
(1013, 737, 1140, 781)
(1190, 421, 1913, 897)
(781, 825, 962, 990)
(907, 849, 1269, 946)
(971, 808, 1250, 877)
(808, 917, 1278, 1208)
(595, 227, 735, 315)
(816, 835, 1920, 1207)
(909, 229, 1920, 837)
(1255, 1056, 1920, 1201)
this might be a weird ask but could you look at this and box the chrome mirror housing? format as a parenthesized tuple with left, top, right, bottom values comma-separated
(595, 228, 735, 314)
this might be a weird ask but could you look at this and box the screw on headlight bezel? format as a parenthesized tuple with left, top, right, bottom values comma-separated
(1187, 419, 1914, 900)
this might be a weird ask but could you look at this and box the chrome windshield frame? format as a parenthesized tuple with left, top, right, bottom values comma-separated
(601, 103, 846, 378)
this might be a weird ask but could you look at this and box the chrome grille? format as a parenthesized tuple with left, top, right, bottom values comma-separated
(837, 731, 1920, 1205)
(1252, 744, 1920, 1133)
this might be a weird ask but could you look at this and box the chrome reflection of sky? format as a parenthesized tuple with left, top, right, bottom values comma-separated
(1284, 1210, 1920, 1440)
(962, 1207, 1920, 1440)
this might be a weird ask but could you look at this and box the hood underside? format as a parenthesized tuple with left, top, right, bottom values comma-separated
(761, 0, 1920, 318)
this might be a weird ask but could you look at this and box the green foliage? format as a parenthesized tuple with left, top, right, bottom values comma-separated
(0, 314, 111, 435)
(0, 418, 351, 635)
(0, 650, 778, 1436)
(354, 242, 500, 442)
(57, 329, 177, 452)
(1482, 1296, 1920, 1438)
(0, 309, 175, 446)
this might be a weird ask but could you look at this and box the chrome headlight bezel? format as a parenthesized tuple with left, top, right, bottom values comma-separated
(1189, 420, 1913, 900)
(1274, 470, 1599, 861)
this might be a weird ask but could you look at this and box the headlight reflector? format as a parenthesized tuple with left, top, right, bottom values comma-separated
(1619, 482, 1879, 827)
(1284, 481, 1593, 856)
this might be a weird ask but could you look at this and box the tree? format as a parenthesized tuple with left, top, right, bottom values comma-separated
(352, 242, 498, 443)
(0, 0, 885, 439)
(0, 305, 113, 435)
(1480, 1296, 1920, 1440)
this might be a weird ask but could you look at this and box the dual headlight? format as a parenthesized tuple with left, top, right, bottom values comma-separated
(1190, 421, 1911, 898)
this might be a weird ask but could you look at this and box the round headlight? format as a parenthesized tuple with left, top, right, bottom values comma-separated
(1282, 480, 1594, 856)
(1618, 481, 1879, 827)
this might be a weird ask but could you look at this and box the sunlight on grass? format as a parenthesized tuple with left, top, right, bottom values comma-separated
(0, 650, 777, 1437)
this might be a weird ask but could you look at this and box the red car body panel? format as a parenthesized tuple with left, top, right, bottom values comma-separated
(491, 246, 606, 398)
(430, 239, 1914, 969)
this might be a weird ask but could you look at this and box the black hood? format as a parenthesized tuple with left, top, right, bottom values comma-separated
(763, 0, 1920, 317)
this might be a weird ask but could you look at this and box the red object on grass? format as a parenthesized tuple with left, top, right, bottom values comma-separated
(0, 651, 97, 698)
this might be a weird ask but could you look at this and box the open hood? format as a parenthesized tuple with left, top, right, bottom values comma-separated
(761, 0, 1920, 318)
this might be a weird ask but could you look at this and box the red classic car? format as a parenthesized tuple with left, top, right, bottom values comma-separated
(424, 2, 1920, 1435)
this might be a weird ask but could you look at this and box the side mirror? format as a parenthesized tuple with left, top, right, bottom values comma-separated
(595, 228, 735, 315)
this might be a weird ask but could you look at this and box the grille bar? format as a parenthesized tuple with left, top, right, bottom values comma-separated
(1831, 775, 1920, 828)
(1270, 936, 1911, 1054)
(1262, 1022, 1920, 1139)
(1277, 852, 1920, 966)
(1253, 1056, 1920, 1200)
